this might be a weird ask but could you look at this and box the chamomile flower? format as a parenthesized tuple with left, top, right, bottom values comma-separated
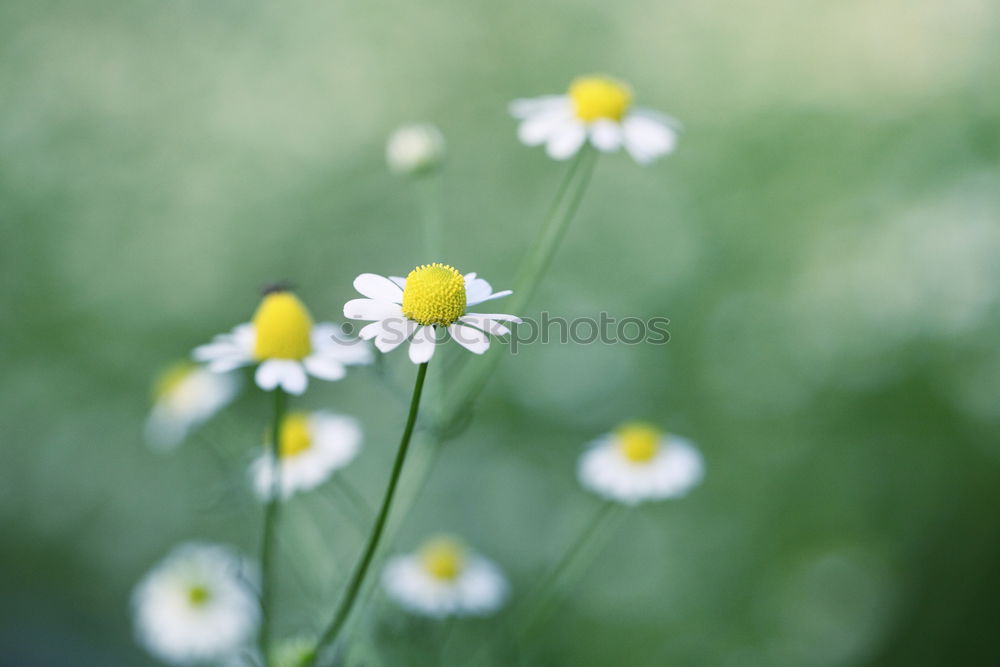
(144, 361, 240, 450)
(132, 542, 259, 666)
(343, 264, 521, 364)
(510, 75, 679, 163)
(194, 286, 371, 395)
(250, 411, 362, 500)
(382, 535, 508, 618)
(578, 422, 704, 505)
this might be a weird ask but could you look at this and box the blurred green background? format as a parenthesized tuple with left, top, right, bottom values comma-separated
(3, 0, 1000, 664)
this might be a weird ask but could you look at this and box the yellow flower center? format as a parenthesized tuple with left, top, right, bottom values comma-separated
(616, 422, 662, 463)
(401, 263, 466, 327)
(278, 412, 312, 458)
(252, 291, 313, 361)
(419, 537, 465, 581)
(569, 76, 633, 122)
(152, 362, 194, 400)
(187, 585, 211, 606)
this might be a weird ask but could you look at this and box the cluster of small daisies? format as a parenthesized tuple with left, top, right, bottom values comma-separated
(134, 75, 697, 665)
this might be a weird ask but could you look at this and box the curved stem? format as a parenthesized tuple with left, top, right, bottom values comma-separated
(304, 362, 430, 665)
(515, 501, 619, 638)
(443, 147, 598, 424)
(258, 387, 287, 666)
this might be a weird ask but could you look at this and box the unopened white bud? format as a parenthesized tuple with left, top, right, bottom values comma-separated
(386, 123, 445, 175)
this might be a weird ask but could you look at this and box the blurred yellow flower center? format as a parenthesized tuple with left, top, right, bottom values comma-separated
(569, 76, 632, 122)
(419, 537, 465, 581)
(401, 263, 466, 326)
(278, 412, 312, 458)
(187, 585, 211, 606)
(616, 422, 661, 462)
(153, 362, 194, 400)
(252, 291, 313, 360)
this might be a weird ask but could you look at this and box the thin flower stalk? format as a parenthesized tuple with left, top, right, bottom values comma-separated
(258, 387, 287, 666)
(304, 362, 430, 666)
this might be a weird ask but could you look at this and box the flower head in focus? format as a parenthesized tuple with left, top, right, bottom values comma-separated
(250, 411, 362, 500)
(344, 264, 520, 364)
(386, 123, 446, 175)
(194, 285, 372, 395)
(382, 535, 508, 618)
(578, 421, 704, 505)
(510, 75, 679, 163)
(145, 361, 240, 449)
(132, 542, 259, 666)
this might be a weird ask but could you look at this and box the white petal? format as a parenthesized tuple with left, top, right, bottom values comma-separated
(354, 273, 403, 301)
(311, 323, 373, 365)
(255, 360, 307, 395)
(517, 107, 570, 146)
(344, 298, 403, 321)
(459, 314, 511, 336)
(408, 325, 438, 364)
(376, 318, 418, 353)
(464, 275, 494, 305)
(467, 289, 513, 307)
(545, 120, 587, 160)
(589, 120, 623, 152)
(303, 355, 347, 381)
(622, 112, 678, 164)
(448, 324, 490, 354)
(389, 276, 406, 289)
(508, 95, 566, 119)
(464, 312, 522, 323)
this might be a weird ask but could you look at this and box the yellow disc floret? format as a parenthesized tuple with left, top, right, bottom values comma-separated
(277, 412, 312, 458)
(419, 536, 466, 581)
(252, 290, 313, 360)
(569, 76, 633, 122)
(153, 361, 194, 400)
(187, 585, 211, 606)
(616, 421, 662, 463)
(401, 263, 466, 327)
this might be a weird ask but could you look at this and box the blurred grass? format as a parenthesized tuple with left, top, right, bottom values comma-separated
(2, 0, 1000, 665)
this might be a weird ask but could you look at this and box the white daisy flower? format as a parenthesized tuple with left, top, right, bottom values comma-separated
(132, 542, 260, 666)
(250, 411, 362, 500)
(194, 286, 372, 396)
(510, 75, 680, 164)
(578, 422, 704, 505)
(343, 263, 521, 364)
(144, 362, 241, 450)
(382, 535, 508, 618)
(386, 123, 446, 175)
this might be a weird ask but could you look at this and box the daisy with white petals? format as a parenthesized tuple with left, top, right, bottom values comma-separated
(250, 411, 362, 500)
(132, 542, 259, 666)
(344, 263, 520, 364)
(382, 535, 508, 618)
(511, 75, 680, 164)
(194, 286, 371, 395)
(145, 362, 240, 449)
(578, 422, 704, 505)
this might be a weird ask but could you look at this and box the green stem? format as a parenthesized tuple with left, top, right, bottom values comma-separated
(258, 387, 287, 666)
(304, 362, 430, 666)
(443, 147, 599, 423)
(516, 501, 619, 638)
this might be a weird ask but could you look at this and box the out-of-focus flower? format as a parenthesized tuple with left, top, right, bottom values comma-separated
(194, 286, 371, 395)
(344, 264, 520, 364)
(510, 75, 679, 163)
(132, 542, 259, 666)
(386, 123, 446, 175)
(382, 535, 508, 618)
(144, 362, 240, 449)
(578, 422, 704, 505)
(250, 411, 362, 500)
